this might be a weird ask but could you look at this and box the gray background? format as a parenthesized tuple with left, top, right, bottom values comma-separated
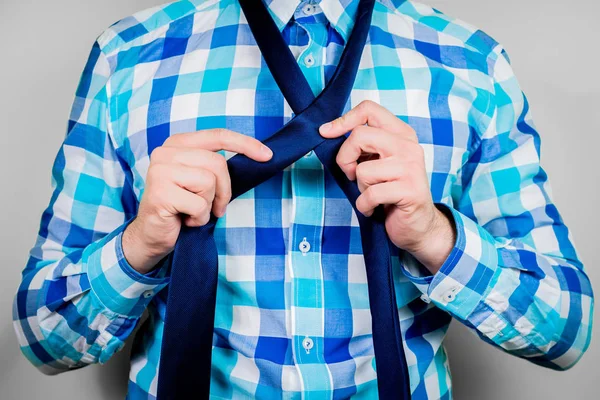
(1, 0, 598, 398)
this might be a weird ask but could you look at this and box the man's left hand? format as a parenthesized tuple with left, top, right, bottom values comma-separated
(319, 100, 456, 274)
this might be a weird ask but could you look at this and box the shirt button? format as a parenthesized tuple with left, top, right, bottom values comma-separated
(443, 286, 459, 303)
(303, 54, 315, 67)
(142, 290, 154, 299)
(299, 237, 311, 255)
(302, 336, 314, 354)
(302, 4, 316, 15)
(420, 294, 431, 304)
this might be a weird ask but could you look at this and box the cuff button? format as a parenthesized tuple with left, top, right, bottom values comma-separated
(443, 287, 459, 303)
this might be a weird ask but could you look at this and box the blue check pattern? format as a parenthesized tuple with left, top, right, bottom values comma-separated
(13, 0, 594, 399)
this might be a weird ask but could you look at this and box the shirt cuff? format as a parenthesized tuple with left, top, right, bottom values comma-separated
(84, 219, 170, 317)
(399, 202, 499, 320)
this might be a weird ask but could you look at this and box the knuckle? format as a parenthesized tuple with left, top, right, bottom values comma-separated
(194, 196, 207, 218)
(196, 198, 210, 216)
(146, 163, 161, 181)
(213, 152, 227, 170)
(359, 99, 374, 111)
(355, 162, 366, 181)
(205, 170, 218, 190)
(335, 152, 345, 168)
(364, 187, 376, 204)
(199, 211, 211, 226)
(163, 134, 180, 146)
(352, 125, 367, 138)
(355, 201, 364, 214)
(212, 128, 230, 146)
(220, 157, 230, 174)
(212, 128, 226, 137)
(186, 217, 201, 228)
(220, 184, 232, 202)
(198, 198, 210, 214)
(150, 146, 167, 163)
(356, 195, 367, 213)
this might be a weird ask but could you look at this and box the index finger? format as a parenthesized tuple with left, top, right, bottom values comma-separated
(163, 128, 273, 162)
(318, 100, 415, 141)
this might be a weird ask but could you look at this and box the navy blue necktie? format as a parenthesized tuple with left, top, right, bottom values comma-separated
(156, 0, 411, 398)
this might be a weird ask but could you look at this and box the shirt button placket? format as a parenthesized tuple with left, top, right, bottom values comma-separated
(288, 4, 330, 392)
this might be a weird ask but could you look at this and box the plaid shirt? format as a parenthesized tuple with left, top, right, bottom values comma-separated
(13, 0, 594, 398)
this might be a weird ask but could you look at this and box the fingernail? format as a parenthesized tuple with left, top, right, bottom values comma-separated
(319, 122, 332, 134)
(262, 145, 273, 157)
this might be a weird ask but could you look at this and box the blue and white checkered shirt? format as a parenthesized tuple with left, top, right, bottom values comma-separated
(13, 0, 594, 398)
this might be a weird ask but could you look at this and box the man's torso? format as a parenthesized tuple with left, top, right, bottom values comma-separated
(97, 0, 500, 398)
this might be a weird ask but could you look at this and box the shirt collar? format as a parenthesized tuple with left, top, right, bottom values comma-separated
(263, 0, 362, 42)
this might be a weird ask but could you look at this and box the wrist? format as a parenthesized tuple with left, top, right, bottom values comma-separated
(408, 205, 456, 274)
(122, 218, 171, 274)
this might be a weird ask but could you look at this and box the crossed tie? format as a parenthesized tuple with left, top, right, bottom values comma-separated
(156, 0, 411, 398)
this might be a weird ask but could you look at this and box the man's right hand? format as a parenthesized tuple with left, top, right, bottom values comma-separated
(122, 129, 273, 274)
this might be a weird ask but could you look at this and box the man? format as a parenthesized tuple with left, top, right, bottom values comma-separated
(12, 0, 593, 398)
